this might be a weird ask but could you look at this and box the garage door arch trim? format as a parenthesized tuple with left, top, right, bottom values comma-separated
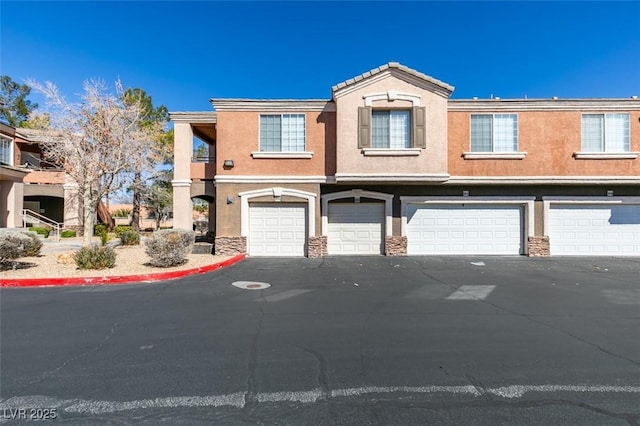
(239, 187, 317, 238)
(321, 189, 394, 237)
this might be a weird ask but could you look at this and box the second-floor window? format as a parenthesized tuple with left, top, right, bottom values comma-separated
(358, 106, 426, 150)
(0, 135, 12, 166)
(372, 110, 411, 149)
(470, 114, 518, 152)
(259, 114, 306, 152)
(581, 113, 629, 152)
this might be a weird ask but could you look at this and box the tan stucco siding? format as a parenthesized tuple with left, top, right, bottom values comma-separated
(215, 111, 329, 176)
(448, 110, 640, 176)
(215, 182, 321, 236)
(335, 75, 449, 175)
(23, 171, 65, 184)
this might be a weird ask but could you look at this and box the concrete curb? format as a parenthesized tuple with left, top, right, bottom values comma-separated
(0, 254, 246, 288)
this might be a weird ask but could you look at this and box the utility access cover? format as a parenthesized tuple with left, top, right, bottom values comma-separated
(232, 281, 271, 290)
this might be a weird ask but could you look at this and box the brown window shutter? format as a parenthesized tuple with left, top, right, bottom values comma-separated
(358, 106, 371, 149)
(412, 106, 426, 148)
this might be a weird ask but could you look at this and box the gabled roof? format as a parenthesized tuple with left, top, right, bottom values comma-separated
(332, 62, 454, 98)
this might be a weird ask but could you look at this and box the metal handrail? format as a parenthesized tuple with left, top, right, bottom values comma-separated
(22, 209, 63, 241)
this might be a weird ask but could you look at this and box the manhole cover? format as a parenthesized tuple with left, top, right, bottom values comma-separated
(232, 281, 271, 290)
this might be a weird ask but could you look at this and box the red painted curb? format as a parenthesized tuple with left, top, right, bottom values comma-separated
(0, 254, 246, 288)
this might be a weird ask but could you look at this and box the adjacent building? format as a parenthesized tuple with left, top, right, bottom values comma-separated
(0, 124, 80, 232)
(171, 62, 640, 257)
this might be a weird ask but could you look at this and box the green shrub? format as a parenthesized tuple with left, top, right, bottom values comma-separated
(112, 208, 131, 218)
(120, 230, 140, 246)
(21, 232, 43, 257)
(100, 231, 109, 246)
(144, 229, 195, 267)
(94, 223, 110, 245)
(29, 226, 50, 238)
(94, 223, 109, 236)
(60, 229, 77, 238)
(114, 225, 133, 238)
(73, 245, 116, 270)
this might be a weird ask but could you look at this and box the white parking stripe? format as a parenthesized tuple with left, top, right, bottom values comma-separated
(262, 289, 312, 302)
(2, 385, 639, 417)
(446, 285, 496, 300)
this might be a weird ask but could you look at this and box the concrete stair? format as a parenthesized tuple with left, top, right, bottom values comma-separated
(192, 242, 213, 255)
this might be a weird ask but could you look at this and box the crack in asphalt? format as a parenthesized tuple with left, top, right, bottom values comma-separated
(298, 346, 331, 400)
(28, 322, 119, 385)
(244, 291, 266, 409)
(420, 270, 640, 367)
(465, 374, 491, 400)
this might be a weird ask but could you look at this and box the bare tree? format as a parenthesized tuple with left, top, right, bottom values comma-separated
(27, 79, 163, 245)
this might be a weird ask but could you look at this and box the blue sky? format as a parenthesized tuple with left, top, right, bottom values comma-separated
(2, 1, 639, 113)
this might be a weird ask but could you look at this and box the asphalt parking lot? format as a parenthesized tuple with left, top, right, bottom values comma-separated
(1, 256, 639, 424)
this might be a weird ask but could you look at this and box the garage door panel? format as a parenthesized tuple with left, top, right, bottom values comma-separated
(249, 204, 307, 257)
(407, 205, 523, 255)
(327, 203, 384, 255)
(549, 204, 640, 256)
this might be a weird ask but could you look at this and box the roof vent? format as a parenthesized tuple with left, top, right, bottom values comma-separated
(552, 96, 559, 100)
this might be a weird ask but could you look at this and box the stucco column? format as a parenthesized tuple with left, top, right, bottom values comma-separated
(63, 174, 81, 228)
(2, 181, 24, 227)
(172, 122, 193, 230)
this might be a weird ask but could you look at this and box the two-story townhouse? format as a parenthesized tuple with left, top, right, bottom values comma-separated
(0, 124, 82, 232)
(0, 123, 29, 227)
(171, 62, 640, 257)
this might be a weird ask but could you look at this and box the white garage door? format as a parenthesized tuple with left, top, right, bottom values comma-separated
(249, 203, 307, 257)
(549, 204, 640, 256)
(407, 204, 523, 255)
(327, 203, 384, 255)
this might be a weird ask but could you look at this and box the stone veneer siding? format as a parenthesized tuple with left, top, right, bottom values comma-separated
(215, 236, 247, 256)
(527, 236, 550, 257)
(385, 236, 407, 256)
(308, 236, 327, 258)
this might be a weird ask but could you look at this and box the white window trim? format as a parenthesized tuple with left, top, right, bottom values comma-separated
(0, 135, 14, 166)
(573, 152, 639, 160)
(258, 113, 307, 153)
(239, 187, 316, 239)
(321, 189, 394, 237)
(363, 90, 421, 106)
(251, 151, 313, 159)
(362, 148, 421, 157)
(580, 113, 630, 153)
(469, 113, 519, 153)
(399, 196, 535, 254)
(462, 152, 527, 160)
(371, 109, 412, 149)
(542, 196, 640, 236)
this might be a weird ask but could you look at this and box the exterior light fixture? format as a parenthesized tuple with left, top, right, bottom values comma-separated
(607, 190, 614, 197)
(223, 159, 234, 168)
